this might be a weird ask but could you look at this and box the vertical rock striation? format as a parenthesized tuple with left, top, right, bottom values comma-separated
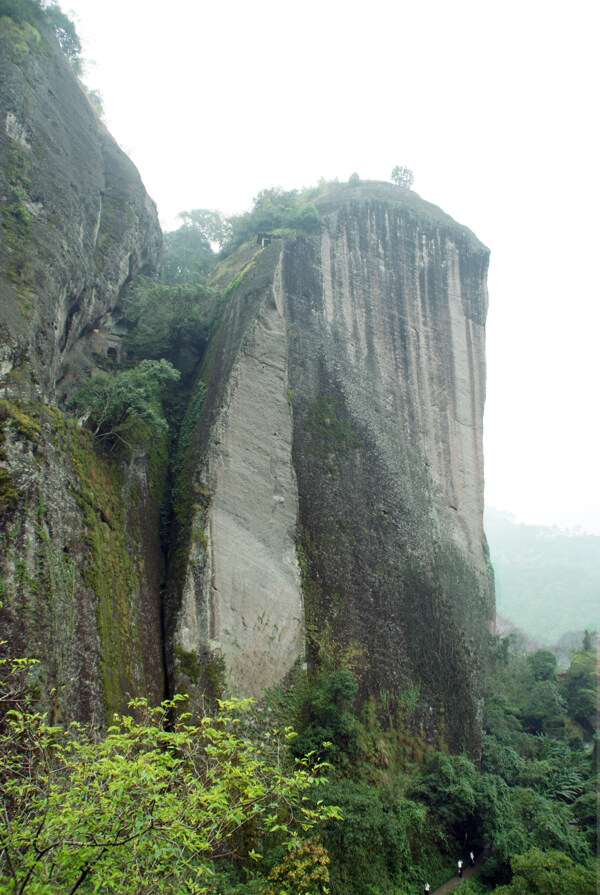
(168, 245, 304, 696)
(170, 183, 492, 750)
(0, 11, 492, 745)
(288, 184, 493, 750)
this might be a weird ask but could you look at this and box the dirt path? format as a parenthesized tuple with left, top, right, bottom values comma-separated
(429, 846, 491, 894)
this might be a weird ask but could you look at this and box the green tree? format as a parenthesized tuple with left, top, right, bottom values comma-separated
(67, 359, 180, 448)
(291, 669, 360, 767)
(526, 650, 557, 681)
(493, 847, 596, 895)
(320, 779, 425, 895)
(0, 0, 44, 27)
(414, 752, 478, 831)
(298, 203, 320, 231)
(223, 188, 321, 255)
(177, 208, 231, 249)
(520, 679, 566, 734)
(43, 3, 82, 68)
(121, 279, 224, 377)
(0, 678, 340, 894)
(562, 634, 597, 733)
(391, 165, 414, 189)
(0, 0, 85, 74)
(162, 222, 214, 284)
(266, 837, 330, 895)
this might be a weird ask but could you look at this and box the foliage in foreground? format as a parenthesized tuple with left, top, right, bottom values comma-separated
(0, 657, 340, 895)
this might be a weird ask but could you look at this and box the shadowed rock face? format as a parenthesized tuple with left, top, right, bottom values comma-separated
(0, 16, 164, 724)
(171, 184, 493, 751)
(0, 16, 161, 402)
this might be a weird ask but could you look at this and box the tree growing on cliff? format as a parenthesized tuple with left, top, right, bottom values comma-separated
(391, 165, 414, 189)
(162, 209, 231, 284)
(43, 3, 82, 70)
(122, 278, 224, 374)
(176, 208, 232, 249)
(67, 359, 180, 448)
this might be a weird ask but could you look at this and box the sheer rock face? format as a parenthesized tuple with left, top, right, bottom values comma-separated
(0, 19, 162, 402)
(0, 19, 164, 723)
(0, 415, 165, 725)
(172, 185, 493, 751)
(168, 245, 305, 697)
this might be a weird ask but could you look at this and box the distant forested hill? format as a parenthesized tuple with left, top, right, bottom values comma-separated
(485, 508, 599, 645)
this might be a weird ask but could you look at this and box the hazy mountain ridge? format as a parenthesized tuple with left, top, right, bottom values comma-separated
(486, 507, 599, 645)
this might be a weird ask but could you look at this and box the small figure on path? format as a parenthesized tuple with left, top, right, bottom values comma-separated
(458, 859, 463, 879)
(469, 850, 475, 867)
(424, 884, 430, 895)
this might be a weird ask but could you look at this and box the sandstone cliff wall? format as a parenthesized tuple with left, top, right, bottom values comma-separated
(0, 11, 492, 745)
(0, 13, 161, 402)
(166, 245, 305, 696)
(0, 13, 164, 722)
(170, 184, 493, 750)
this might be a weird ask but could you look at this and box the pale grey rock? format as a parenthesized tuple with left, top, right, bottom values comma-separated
(175, 250, 304, 696)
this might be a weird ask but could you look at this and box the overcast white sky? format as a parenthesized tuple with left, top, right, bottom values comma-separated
(66, 0, 599, 534)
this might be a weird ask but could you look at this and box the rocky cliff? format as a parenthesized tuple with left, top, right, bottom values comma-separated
(0, 9, 492, 751)
(0, 9, 164, 723)
(0, 10, 161, 402)
(169, 183, 493, 751)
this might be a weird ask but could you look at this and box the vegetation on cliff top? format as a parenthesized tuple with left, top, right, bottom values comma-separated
(1, 127, 595, 895)
(0, 0, 81, 69)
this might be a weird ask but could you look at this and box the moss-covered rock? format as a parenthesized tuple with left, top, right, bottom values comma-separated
(0, 401, 166, 723)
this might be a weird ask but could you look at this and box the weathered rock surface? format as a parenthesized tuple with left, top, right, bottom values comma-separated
(167, 245, 304, 696)
(171, 184, 493, 750)
(0, 13, 164, 722)
(0, 406, 165, 724)
(0, 14, 161, 402)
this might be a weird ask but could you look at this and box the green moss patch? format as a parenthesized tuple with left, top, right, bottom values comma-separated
(62, 414, 160, 717)
(305, 396, 361, 474)
(1, 142, 33, 289)
(0, 399, 40, 508)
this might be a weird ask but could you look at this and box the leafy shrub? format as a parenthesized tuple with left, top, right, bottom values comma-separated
(291, 669, 360, 767)
(121, 278, 224, 376)
(0, 661, 341, 894)
(493, 847, 596, 895)
(266, 837, 330, 895)
(222, 188, 322, 255)
(320, 779, 425, 895)
(67, 359, 180, 450)
(412, 752, 478, 830)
